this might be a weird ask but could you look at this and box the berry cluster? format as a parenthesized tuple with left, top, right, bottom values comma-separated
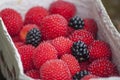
(0, 0, 119, 80)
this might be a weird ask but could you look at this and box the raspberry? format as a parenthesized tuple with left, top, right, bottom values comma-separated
(88, 40, 112, 61)
(69, 30, 94, 46)
(0, 8, 23, 36)
(26, 69, 40, 79)
(40, 59, 72, 80)
(49, 0, 76, 21)
(51, 36, 73, 57)
(20, 24, 42, 47)
(40, 14, 68, 40)
(88, 58, 117, 77)
(32, 42, 58, 69)
(18, 45, 35, 72)
(83, 19, 98, 38)
(61, 54, 80, 76)
(25, 6, 49, 26)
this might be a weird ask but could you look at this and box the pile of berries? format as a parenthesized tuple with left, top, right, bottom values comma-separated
(0, 0, 119, 80)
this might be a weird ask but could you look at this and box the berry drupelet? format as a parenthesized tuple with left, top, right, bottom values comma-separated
(71, 41, 89, 62)
(73, 70, 89, 80)
(68, 16, 84, 30)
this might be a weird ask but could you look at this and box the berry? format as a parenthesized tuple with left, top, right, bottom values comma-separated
(32, 42, 58, 69)
(25, 6, 49, 26)
(80, 62, 90, 70)
(14, 42, 24, 49)
(72, 41, 89, 62)
(20, 24, 42, 47)
(83, 19, 98, 38)
(18, 45, 35, 72)
(51, 37, 73, 57)
(12, 36, 21, 42)
(69, 30, 94, 46)
(69, 16, 84, 29)
(0, 8, 23, 36)
(73, 70, 89, 80)
(26, 69, 40, 79)
(67, 26, 75, 36)
(88, 40, 112, 61)
(40, 14, 68, 40)
(61, 54, 80, 76)
(40, 59, 72, 80)
(49, 0, 76, 21)
(88, 58, 116, 77)
(81, 74, 98, 80)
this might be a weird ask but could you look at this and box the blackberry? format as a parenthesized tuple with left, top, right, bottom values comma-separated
(26, 28, 41, 47)
(73, 70, 89, 80)
(68, 16, 84, 30)
(72, 41, 89, 62)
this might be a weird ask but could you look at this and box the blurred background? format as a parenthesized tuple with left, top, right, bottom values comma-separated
(102, 0, 120, 32)
(0, 0, 120, 80)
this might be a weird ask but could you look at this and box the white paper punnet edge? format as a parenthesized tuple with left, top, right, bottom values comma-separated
(0, 0, 120, 80)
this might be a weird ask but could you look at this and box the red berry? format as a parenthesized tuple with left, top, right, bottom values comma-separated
(19, 24, 42, 47)
(83, 19, 98, 38)
(12, 36, 21, 42)
(88, 58, 116, 77)
(0, 8, 23, 36)
(18, 45, 35, 72)
(81, 74, 98, 80)
(67, 26, 75, 36)
(61, 54, 80, 76)
(40, 59, 72, 80)
(41, 14, 68, 40)
(51, 37, 73, 57)
(80, 62, 90, 71)
(69, 30, 94, 46)
(20, 24, 38, 42)
(26, 69, 40, 79)
(32, 42, 58, 69)
(49, 1, 76, 21)
(14, 42, 24, 49)
(88, 40, 112, 61)
(25, 6, 49, 26)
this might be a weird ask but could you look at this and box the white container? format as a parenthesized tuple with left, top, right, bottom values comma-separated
(0, 0, 120, 80)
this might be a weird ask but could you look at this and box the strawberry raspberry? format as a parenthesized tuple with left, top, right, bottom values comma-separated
(40, 59, 72, 80)
(25, 6, 49, 26)
(0, 8, 23, 36)
(83, 19, 98, 38)
(18, 45, 35, 72)
(26, 69, 40, 79)
(88, 58, 117, 77)
(40, 14, 68, 40)
(88, 40, 112, 61)
(61, 54, 81, 76)
(69, 30, 94, 46)
(49, 0, 76, 21)
(51, 36, 73, 57)
(32, 42, 58, 69)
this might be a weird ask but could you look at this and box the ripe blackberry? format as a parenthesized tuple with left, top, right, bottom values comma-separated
(73, 70, 89, 80)
(72, 41, 89, 62)
(68, 16, 84, 29)
(26, 28, 41, 47)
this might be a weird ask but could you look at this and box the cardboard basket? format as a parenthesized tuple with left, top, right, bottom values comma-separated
(0, 0, 120, 80)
